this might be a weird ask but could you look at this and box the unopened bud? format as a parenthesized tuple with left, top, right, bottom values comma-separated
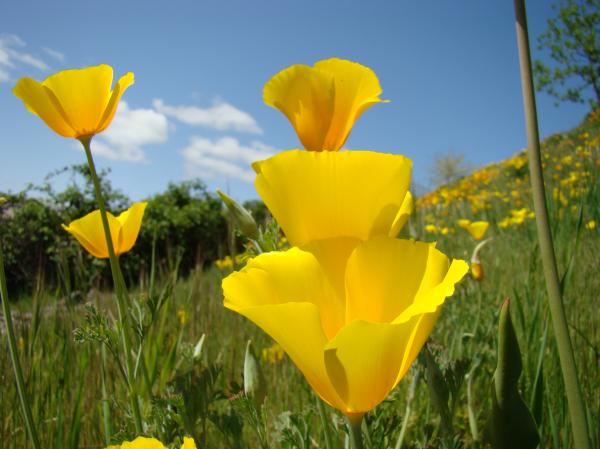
(192, 334, 206, 362)
(244, 340, 266, 406)
(470, 238, 492, 282)
(217, 189, 259, 239)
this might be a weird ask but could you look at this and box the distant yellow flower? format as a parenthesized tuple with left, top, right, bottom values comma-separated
(425, 224, 438, 234)
(586, 220, 596, 230)
(177, 309, 188, 327)
(262, 343, 285, 365)
(13, 64, 133, 139)
(106, 436, 196, 449)
(62, 202, 147, 258)
(223, 237, 468, 415)
(263, 58, 387, 151)
(457, 219, 489, 240)
(17, 336, 25, 351)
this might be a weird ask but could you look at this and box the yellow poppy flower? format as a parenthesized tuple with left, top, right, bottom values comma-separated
(263, 58, 387, 151)
(253, 150, 412, 247)
(62, 202, 147, 258)
(13, 64, 133, 139)
(106, 436, 196, 449)
(457, 219, 489, 240)
(223, 236, 468, 415)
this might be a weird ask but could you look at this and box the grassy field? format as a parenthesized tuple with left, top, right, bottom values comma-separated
(1, 111, 599, 449)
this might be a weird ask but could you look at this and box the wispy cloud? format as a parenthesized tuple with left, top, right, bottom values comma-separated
(182, 136, 275, 182)
(43, 47, 65, 62)
(0, 34, 49, 82)
(92, 102, 169, 162)
(153, 98, 262, 134)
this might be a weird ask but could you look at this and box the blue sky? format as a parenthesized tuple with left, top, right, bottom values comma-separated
(0, 0, 592, 202)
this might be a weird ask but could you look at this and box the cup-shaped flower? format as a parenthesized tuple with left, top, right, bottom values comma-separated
(253, 150, 412, 247)
(106, 436, 196, 449)
(62, 202, 147, 258)
(223, 236, 468, 415)
(13, 64, 133, 139)
(264, 58, 387, 151)
(458, 219, 489, 240)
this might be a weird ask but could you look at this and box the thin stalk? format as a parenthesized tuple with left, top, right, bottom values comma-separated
(0, 242, 41, 449)
(346, 414, 365, 449)
(100, 344, 113, 446)
(315, 395, 335, 449)
(512, 2, 591, 449)
(394, 370, 420, 449)
(79, 136, 144, 434)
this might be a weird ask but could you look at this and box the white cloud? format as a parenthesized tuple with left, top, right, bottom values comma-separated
(43, 47, 65, 62)
(93, 102, 169, 162)
(0, 34, 49, 82)
(182, 136, 275, 182)
(153, 98, 262, 134)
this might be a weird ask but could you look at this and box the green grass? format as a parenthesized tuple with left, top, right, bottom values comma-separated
(1, 112, 599, 449)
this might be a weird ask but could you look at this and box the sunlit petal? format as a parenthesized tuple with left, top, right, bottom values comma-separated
(62, 210, 120, 259)
(116, 202, 147, 254)
(42, 64, 114, 137)
(120, 436, 168, 449)
(253, 150, 411, 247)
(263, 58, 386, 151)
(389, 191, 413, 237)
(324, 319, 419, 414)
(12, 78, 76, 137)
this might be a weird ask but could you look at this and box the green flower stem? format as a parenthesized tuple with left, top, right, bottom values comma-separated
(79, 136, 144, 434)
(513, 2, 591, 449)
(346, 414, 365, 449)
(0, 243, 41, 449)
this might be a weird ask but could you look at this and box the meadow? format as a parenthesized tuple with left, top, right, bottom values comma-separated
(1, 100, 599, 449)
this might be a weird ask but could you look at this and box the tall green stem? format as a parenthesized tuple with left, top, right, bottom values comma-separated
(512, 2, 590, 449)
(79, 136, 144, 434)
(346, 414, 365, 449)
(0, 241, 41, 449)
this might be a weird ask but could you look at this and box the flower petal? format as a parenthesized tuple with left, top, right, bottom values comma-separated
(96, 71, 135, 134)
(389, 191, 413, 237)
(116, 202, 147, 254)
(253, 150, 411, 247)
(314, 58, 387, 151)
(223, 247, 342, 338)
(395, 258, 469, 323)
(264, 64, 335, 151)
(323, 319, 421, 414)
(222, 249, 345, 409)
(345, 237, 437, 324)
(13, 77, 76, 137)
(263, 58, 386, 151)
(467, 221, 489, 240)
(181, 437, 197, 449)
(63, 210, 121, 259)
(42, 64, 114, 137)
(121, 437, 167, 449)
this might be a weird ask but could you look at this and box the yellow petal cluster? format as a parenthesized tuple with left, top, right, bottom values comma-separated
(224, 237, 467, 414)
(106, 436, 196, 449)
(264, 58, 386, 151)
(13, 64, 133, 139)
(62, 202, 147, 258)
(224, 59, 468, 416)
